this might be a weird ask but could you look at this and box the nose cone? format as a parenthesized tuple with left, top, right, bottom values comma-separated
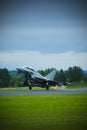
(16, 68, 22, 73)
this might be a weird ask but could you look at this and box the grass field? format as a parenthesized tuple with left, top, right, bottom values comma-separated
(0, 83, 87, 92)
(0, 94, 87, 130)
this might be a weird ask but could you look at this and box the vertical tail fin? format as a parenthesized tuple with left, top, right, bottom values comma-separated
(45, 69, 57, 80)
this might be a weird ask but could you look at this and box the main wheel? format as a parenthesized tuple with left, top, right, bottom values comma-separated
(46, 85, 49, 90)
(29, 85, 32, 90)
(28, 81, 32, 90)
(46, 82, 49, 90)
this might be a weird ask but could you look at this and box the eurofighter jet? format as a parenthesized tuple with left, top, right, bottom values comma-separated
(17, 66, 69, 90)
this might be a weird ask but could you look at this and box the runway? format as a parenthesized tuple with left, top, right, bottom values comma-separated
(0, 89, 87, 96)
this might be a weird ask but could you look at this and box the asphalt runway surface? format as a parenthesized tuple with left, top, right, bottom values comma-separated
(0, 89, 87, 96)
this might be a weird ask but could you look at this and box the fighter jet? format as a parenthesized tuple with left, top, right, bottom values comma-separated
(16, 66, 69, 90)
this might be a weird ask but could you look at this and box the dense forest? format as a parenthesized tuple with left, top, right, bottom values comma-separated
(0, 66, 87, 88)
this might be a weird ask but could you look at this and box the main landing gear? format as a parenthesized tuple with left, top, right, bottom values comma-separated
(46, 82, 49, 90)
(28, 81, 32, 90)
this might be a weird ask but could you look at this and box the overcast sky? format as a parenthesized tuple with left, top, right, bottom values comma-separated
(0, 0, 87, 70)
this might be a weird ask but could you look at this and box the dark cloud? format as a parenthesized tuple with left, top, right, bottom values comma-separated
(0, 0, 87, 53)
(0, 0, 87, 24)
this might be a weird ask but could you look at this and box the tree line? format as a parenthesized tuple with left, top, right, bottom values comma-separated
(39, 66, 86, 83)
(0, 66, 87, 88)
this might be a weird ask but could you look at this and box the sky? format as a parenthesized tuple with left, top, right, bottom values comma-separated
(0, 0, 87, 70)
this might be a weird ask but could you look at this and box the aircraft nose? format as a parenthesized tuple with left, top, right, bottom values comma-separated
(16, 68, 21, 73)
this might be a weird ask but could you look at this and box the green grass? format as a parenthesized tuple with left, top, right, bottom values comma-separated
(0, 87, 60, 91)
(0, 81, 87, 91)
(0, 84, 87, 92)
(66, 82, 87, 89)
(0, 94, 87, 130)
